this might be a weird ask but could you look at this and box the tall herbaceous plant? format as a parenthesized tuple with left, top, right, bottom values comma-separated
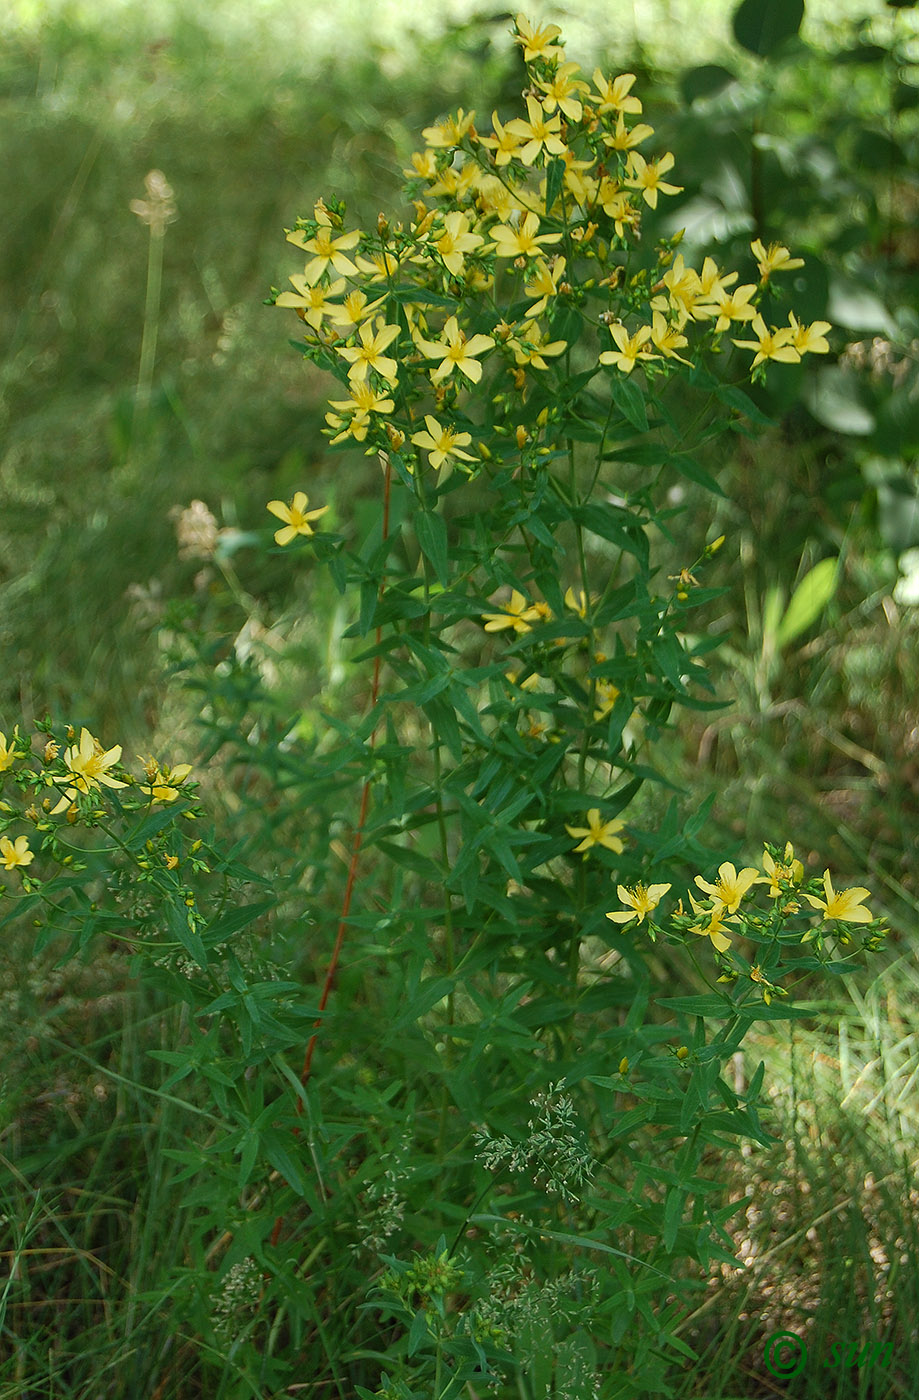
(3, 13, 887, 1399)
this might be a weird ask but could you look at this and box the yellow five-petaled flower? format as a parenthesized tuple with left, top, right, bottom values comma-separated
(606, 882, 671, 926)
(565, 810, 626, 855)
(411, 415, 476, 471)
(481, 588, 542, 635)
(694, 861, 762, 914)
(415, 315, 495, 384)
(0, 731, 18, 773)
(0, 834, 33, 871)
(687, 892, 740, 953)
(267, 492, 330, 545)
(802, 870, 875, 923)
(49, 728, 128, 815)
(138, 758, 194, 804)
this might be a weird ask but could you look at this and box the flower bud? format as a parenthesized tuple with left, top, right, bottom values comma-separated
(618, 1057, 629, 1075)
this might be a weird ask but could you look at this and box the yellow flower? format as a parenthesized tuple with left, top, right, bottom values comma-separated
(355, 248, 403, 282)
(326, 379, 395, 442)
(421, 108, 476, 148)
(336, 319, 401, 383)
(750, 239, 804, 282)
(565, 809, 626, 855)
(696, 255, 738, 304)
(623, 151, 682, 209)
(687, 892, 739, 953)
(606, 882, 671, 925)
(786, 312, 831, 356)
(598, 183, 640, 240)
(693, 861, 762, 914)
(536, 61, 588, 122)
(49, 728, 128, 815)
(509, 323, 567, 371)
(563, 586, 592, 617)
(761, 844, 804, 897)
(266, 491, 330, 545)
(489, 211, 562, 261)
(524, 256, 566, 319)
(411, 415, 476, 471)
(650, 311, 692, 366)
(592, 69, 643, 116)
(138, 759, 194, 804)
(482, 589, 541, 635)
(708, 283, 758, 334)
(0, 834, 33, 871)
(732, 314, 800, 367)
(649, 254, 701, 321)
(432, 211, 485, 276)
(802, 870, 875, 924)
(505, 97, 567, 166)
(599, 323, 659, 374)
(593, 679, 620, 721)
(602, 114, 655, 151)
(514, 15, 563, 62)
(276, 274, 346, 330)
(329, 288, 387, 332)
(479, 111, 523, 167)
(285, 220, 360, 284)
(415, 315, 495, 384)
(0, 732, 17, 773)
(404, 149, 438, 181)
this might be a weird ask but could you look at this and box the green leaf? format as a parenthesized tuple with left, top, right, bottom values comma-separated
(390, 975, 454, 1030)
(408, 1308, 432, 1357)
(655, 994, 734, 1016)
(260, 1128, 307, 1197)
(610, 373, 649, 432)
(663, 1186, 684, 1253)
(573, 503, 648, 566)
(205, 899, 275, 946)
(670, 454, 726, 497)
(544, 155, 565, 214)
(776, 556, 838, 648)
(414, 509, 449, 588)
(680, 64, 737, 103)
(373, 839, 443, 881)
(732, 0, 803, 56)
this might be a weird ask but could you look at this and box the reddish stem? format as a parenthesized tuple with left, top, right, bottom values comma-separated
(269, 456, 392, 1249)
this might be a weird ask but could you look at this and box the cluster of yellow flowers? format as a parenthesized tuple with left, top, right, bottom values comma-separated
(572, 838, 881, 998)
(0, 725, 194, 884)
(269, 13, 830, 543)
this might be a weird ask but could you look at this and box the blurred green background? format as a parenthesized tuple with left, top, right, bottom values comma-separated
(3, 0, 919, 1392)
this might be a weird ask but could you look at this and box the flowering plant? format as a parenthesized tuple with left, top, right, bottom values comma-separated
(250, 13, 879, 1394)
(6, 13, 884, 1399)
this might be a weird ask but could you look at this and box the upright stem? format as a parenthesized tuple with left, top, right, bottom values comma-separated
(133, 226, 165, 445)
(268, 457, 393, 1249)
